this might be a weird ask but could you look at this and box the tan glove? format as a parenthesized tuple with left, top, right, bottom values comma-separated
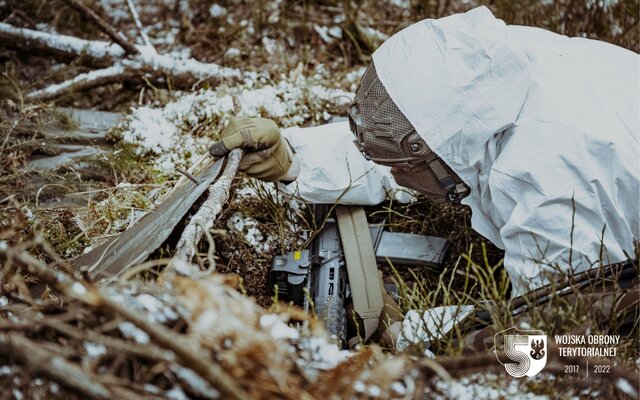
(208, 117, 297, 182)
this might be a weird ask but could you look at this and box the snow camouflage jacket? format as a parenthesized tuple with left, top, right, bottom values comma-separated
(282, 7, 639, 296)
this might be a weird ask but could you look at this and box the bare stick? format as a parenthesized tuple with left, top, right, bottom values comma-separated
(176, 167, 201, 185)
(42, 319, 176, 363)
(0, 332, 112, 399)
(173, 149, 243, 264)
(126, 0, 157, 53)
(1, 23, 242, 100)
(27, 63, 134, 101)
(0, 22, 123, 66)
(62, 0, 139, 55)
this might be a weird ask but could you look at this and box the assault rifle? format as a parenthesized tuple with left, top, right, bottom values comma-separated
(270, 205, 452, 347)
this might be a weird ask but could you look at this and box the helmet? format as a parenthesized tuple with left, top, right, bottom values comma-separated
(347, 64, 470, 203)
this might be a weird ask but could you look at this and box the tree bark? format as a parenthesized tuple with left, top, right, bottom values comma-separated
(173, 149, 243, 264)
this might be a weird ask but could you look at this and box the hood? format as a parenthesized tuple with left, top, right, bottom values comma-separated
(372, 6, 530, 216)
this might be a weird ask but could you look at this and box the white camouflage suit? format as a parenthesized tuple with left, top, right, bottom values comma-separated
(281, 7, 639, 296)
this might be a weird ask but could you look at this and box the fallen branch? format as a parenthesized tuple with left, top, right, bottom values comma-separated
(27, 63, 135, 101)
(173, 149, 243, 264)
(43, 319, 176, 363)
(0, 22, 123, 66)
(126, 0, 156, 53)
(62, 0, 139, 55)
(0, 22, 243, 99)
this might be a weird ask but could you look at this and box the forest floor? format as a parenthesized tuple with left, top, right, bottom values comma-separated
(0, 1, 638, 399)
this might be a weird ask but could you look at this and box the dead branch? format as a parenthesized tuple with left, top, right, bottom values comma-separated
(173, 149, 243, 264)
(27, 63, 135, 102)
(43, 319, 176, 363)
(0, 22, 122, 67)
(6, 246, 249, 400)
(62, 0, 139, 55)
(126, 0, 156, 52)
(0, 332, 112, 399)
(0, 22, 242, 99)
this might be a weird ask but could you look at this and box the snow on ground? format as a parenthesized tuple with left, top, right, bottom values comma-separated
(434, 373, 551, 400)
(117, 72, 354, 174)
(227, 212, 275, 254)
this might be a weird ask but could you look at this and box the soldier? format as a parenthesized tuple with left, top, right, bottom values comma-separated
(209, 7, 638, 344)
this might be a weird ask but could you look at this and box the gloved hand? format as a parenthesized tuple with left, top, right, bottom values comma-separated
(209, 117, 298, 182)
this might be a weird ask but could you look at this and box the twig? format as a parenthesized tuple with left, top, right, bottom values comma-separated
(116, 257, 172, 282)
(173, 149, 243, 264)
(125, 0, 157, 53)
(176, 167, 201, 185)
(40, 319, 176, 363)
(62, 0, 139, 55)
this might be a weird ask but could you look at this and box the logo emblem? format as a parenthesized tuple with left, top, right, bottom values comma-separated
(494, 326, 547, 377)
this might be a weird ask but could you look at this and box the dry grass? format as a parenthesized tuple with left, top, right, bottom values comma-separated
(0, 0, 638, 398)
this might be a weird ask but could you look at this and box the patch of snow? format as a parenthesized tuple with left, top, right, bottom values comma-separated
(71, 282, 88, 296)
(209, 4, 228, 17)
(225, 48, 241, 58)
(227, 212, 274, 254)
(193, 309, 218, 332)
(363, 27, 389, 43)
(435, 374, 550, 400)
(0, 296, 7, 308)
(390, 0, 410, 8)
(328, 26, 343, 39)
(300, 336, 351, 371)
(84, 342, 107, 358)
(143, 384, 161, 394)
(616, 378, 638, 398)
(12, 389, 23, 400)
(99, 0, 129, 21)
(22, 207, 34, 221)
(367, 385, 381, 397)
(390, 378, 415, 395)
(172, 366, 220, 399)
(166, 387, 189, 400)
(262, 37, 281, 55)
(137, 294, 163, 313)
(260, 314, 300, 340)
(119, 321, 150, 344)
(314, 25, 335, 44)
(118, 74, 353, 175)
(0, 241, 6, 251)
(397, 305, 474, 351)
(0, 365, 13, 375)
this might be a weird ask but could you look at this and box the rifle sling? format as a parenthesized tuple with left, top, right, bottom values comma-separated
(335, 205, 384, 345)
